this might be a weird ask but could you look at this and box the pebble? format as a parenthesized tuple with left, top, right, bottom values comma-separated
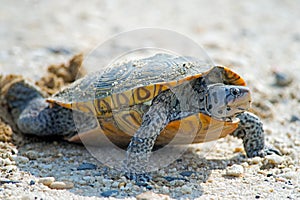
(100, 190, 119, 197)
(279, 172, 297, 180)
(290, 115, 300, 122)
(11, 155, 29, 164)
(265, 154, 284, 165)
(0, 157, 13, 166)
(181, 185, 192, 194)
(29, 180, 35, 185)
(49, 181, 74, 189)
(0, 178, 18, 184)
(118, 182, 126, 188)
(179, 171, 194, 177)
(273, 71, 293, 87)
(136, 191, 171, 200)
(161, 186, 169, 193)
(23, 150, 39, 160)
(169, 179, 185, 186)
(77, 163, 97, 170)
(82, 176, 92, 182)
(38, 177, 55, 186)
(111, 181, 119, 188)
(164, 176, 187, 182)
(249, 157, 262, 164)
(226, 164, 244, 177)
(234, 147, 244, 153)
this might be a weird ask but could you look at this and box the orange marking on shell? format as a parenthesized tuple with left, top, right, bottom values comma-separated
(132, 85, 153, 104)
(222, 66, 246, 86)
(113, 110, 142, 136)
(46, 99, 73, 109)
(72, 101, 97, 115)
(112, 92, 130, 109)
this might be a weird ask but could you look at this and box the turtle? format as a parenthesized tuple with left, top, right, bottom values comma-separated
(3, 53, 280, 176)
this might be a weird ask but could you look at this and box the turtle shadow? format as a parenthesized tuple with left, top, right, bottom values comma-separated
(14, 137, 245, 199)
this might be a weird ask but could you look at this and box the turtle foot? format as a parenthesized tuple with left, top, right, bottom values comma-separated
(125, 172, 152, 187)
(247, 145, 282, 158)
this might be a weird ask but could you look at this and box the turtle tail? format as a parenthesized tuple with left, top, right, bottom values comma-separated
(2, 77, 44, 121)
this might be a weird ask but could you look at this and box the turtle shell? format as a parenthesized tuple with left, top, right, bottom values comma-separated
(47, 53, 246, 146)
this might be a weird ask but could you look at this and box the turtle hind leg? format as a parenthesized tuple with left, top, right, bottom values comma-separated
(16, 97, 77, 136)
(4, 80, 44, 120)
(232, 111, 281, 157)
(3, 79, 85, 137)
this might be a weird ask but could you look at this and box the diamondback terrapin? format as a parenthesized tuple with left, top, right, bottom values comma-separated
(4, 53, 279, 174)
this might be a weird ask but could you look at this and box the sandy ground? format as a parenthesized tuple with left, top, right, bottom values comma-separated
(0, 0, 300, 199)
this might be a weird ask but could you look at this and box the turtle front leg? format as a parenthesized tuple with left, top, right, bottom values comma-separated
(232, 111, 281, 157)
(125, 93, 172, 183)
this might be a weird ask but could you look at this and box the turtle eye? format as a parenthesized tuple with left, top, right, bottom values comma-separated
(230, 88, 240, 96)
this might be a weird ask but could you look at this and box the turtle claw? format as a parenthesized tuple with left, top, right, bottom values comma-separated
(263, 145, 282, 156)
(249, 145, 282, 158)
(125, 172, 152, 187)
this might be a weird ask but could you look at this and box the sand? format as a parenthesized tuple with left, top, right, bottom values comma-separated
(0, 0, 299, 199)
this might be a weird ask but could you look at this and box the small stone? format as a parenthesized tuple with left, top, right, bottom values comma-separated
(226, 164, 244, 177)
(250, 157, 262, 164)
(207, 178, 213, 183)
(164, 176, 187, 182)
(38, 177, 55, 186)
(77, 162, 97, 170)
(82, 176, 92, 182)
(77, 180, 87, 185)
(169, 179, 185, 187)
(265, 154, 284, 165)
(179, 171, 194, 177)
(241, 162, 249, 168)
(279, 172, 297, 180)
(290, 115, 300, 122)
(273, 70, 293, 87)
(21, 194, 33, 200)
(3, 165, 17, 172)
(275, 177, 287, 182)
(234, 147, 244, 153)
(100, 190, 119, 197)
(0, 157, 13, 166)
(11, 155, 29, 164)
(23, 150, 39, 160)
(111, 181, 119, 188)
(136, 191, 171, 200)
(181, 185, 192, 194)
(161, 186, 169, 193)
(49, 181, 74, 189)
(29, 180, 35, 185)
(118, 182, 126, 188)
(294, 140, 300, 146)
(0, 178, 18, 184)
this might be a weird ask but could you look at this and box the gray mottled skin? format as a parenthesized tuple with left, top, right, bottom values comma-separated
(5, 81, 97, 138)
(232, 112, 280, 157)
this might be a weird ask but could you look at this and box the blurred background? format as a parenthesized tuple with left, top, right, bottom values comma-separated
(0, 0, 299, 79)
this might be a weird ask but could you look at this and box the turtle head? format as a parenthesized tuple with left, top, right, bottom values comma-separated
(206, 84, 251, 119)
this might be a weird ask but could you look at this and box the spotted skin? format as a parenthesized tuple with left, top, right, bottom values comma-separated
(5, 80, 97, 138)
(232, 112, 281, 157)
